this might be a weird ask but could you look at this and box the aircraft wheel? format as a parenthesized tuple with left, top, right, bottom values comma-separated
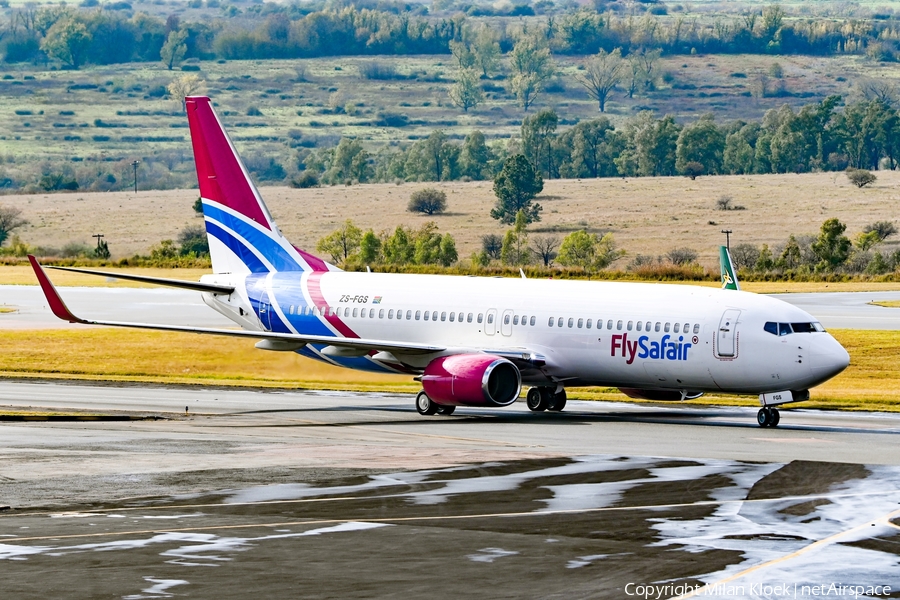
(436, 405, 456, 416)
(526, 387, 549, 412)
(757, 408, 770, 427)
(416, 391, 438, 416)
(770, 408, 780, 427)
(548, 390, 567, 412)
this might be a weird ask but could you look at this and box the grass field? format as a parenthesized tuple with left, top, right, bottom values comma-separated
(3, 169, 900, 269)
(0, 327, 895, 413)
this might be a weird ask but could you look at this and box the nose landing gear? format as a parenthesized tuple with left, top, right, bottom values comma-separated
(757, 407, 780, 428)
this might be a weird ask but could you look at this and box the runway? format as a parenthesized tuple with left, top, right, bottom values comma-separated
(0, 382, 899, 598)
(2, 284, 900, 597)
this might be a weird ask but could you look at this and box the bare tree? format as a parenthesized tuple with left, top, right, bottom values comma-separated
(857, 77, 898, 106)
(531, 235, 559, 267)
(167, 74, 205, 111)
(0, 205, 28, 246)
(575, 48, 624, 113)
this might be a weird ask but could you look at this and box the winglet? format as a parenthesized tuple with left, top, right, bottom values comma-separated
(27, 255, 86, 323)
(719, 245, 740, 291)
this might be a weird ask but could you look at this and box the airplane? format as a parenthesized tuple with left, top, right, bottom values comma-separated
(28, 96, 850, 428)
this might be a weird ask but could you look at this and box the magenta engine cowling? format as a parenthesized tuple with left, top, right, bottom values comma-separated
(422, 354, 521, 407)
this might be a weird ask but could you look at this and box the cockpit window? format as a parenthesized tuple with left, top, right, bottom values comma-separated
(765, 321, 825, 336)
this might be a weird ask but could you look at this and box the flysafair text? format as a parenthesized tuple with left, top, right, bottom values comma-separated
(611, 333, 693, 365)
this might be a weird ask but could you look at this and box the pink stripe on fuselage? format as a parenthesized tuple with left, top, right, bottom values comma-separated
(306, 272, 358, 338)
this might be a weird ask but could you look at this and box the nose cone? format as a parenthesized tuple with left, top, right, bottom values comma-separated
(810, 334, 850, 382)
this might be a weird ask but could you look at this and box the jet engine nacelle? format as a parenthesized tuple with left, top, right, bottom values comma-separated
(619, 388, 704, 401)
(422, 354, 521, 407)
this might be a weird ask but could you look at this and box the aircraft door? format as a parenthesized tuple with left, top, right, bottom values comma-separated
(485, 309, 497, 335)
(716, 309, 740, 357)
(258, 300, 272, 331)
(500, 309, 514, 336)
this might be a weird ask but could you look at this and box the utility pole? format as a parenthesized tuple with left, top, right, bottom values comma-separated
(721, 229, 733, 251)
(132, 160, 140, 194)
(92, 233, 104, 250)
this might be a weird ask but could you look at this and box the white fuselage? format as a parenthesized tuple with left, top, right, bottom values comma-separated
(202, 271, 850, 396)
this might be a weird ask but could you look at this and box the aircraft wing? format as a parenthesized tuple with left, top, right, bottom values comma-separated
(46, 265, 234, 294)
(28, 256, 444, 356)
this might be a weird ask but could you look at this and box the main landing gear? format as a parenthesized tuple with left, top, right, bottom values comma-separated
(526, 387, 567, 413)
(757, 407, 780, 428)
(415, 391, 455, 416)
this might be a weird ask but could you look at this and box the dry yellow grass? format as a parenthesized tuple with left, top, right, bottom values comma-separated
(869, 300, 900, 308)
(3, 170, 900, 269)
(0, 266, 212, 287)
(0, 327, 896, 412)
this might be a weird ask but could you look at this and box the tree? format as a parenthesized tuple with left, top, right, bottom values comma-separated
(459, 131, 494, 180)
(531, 235, 559, 267)
(471, 25, 500, 78)
(359, 229, 381, 264)
(383, 226, 414, 265)
(509, 35, 556, 111)
(856, 230, 881, 251)
(404, 131, 459, 182)
(448, 68, 484, 113)
(682, 161, 704, 180)
(558, 231, 622, 270)
(500, 210, 530, 266)
(779, 235, 802, 270)
(408, 188, 447, 215)
(438, 234, 458, 266)
(160, 28, 188, 70)
(863, 221, 897, 242)
(521, 109, 558, 179)
(575, 48, 624, 113)
(676, 115, 725, 176)
(41, 16, 91, 69)
(449, 39, 475, 70)
(324, 138, 372, 183)
(731, 244, 760, 270)
(812, 218, 852, 271)
(491, 154, 543, 225)
(315, 219, 362, 264)
(846, 168, 877, 188)
(0, 206, 28, 246)
(667, 247, 698, 265)
(481, 234, 503, 260)
(178, 224, 209, 256)
(167, 74, 204, 109)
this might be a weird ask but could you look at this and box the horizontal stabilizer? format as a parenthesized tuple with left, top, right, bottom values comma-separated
(45, 265, 234, 294)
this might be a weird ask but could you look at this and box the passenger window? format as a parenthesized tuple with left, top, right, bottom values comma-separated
(388, 309, 394, 319)
(369, 309, 375, 318)
(529, 316, 536, 326)
(504, 314, 510, 325)
(548, 317, 555, 327)
(683, 323, 689, 333)
(431, 311, 437, 321)
(627, 320, 633, 330)
(478, 313, 483, 323)
(406, 310, 412, 320)
(450, 312, 456, 322)
(487, 314, 494, 324)
(764, 322, 778, 335)
(415, 310, 421, 320)
(352, 308, 359, 317)
(467, 313, 473, 323)
(617, 320, 623, 330)
(513, 315, 519, 325)
(607, 320, 613, 330)
(779, 323, 792, 336)
(361, 309, 367, 319)
(379, 309, 384, 319)
(424, 311, 430, 321)
(655, 322, 661, 332)
(586, 319, 592, 329)
(567, 318, 574, 328)
(558, 317, 564, 327)
(645, 321, 651, 331)
(674, 323, 680, 333)
(664, 322, 670, 332)
(693, 324, 700, 334)
(636, 321, 642, 332)
(577, 318, 583, 328)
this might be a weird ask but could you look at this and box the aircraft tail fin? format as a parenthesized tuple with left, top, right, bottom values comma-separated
(720, 245, 740, 291)
(185, 96, 336, 275)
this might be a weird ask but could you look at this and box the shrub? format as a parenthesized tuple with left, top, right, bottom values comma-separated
(667, 247, 698, 265)
(408, 188, 447, 215)
(863, 221, 897, 242)
(359, 62, 400, 80)
(846, 168, 877, 188)
(291, 171, 319, 188)
(683, 161, 704, 180)
(246, 106, 263, 116)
